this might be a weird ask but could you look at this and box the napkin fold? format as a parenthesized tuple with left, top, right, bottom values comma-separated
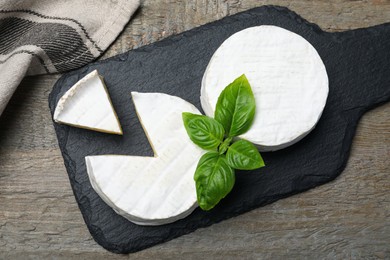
(0, 0, 140, 116)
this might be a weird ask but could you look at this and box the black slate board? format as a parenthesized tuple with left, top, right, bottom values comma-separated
(48, 6, 390, 254)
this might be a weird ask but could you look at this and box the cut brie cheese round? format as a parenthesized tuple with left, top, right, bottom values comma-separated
(86, 92, 205, 225)
(53, 70, 122, 135)
(201, 26, 329, 151)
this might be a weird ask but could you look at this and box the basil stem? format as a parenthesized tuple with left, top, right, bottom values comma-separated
(218, 137, 233, 155)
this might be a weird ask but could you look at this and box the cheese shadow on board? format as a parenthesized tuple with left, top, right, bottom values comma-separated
(48, 5, 390, 254)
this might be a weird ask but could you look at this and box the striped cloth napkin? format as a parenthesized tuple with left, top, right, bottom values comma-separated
(0, 0, 140, 116)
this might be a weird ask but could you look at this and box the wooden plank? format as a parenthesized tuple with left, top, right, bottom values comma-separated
(0, 1, 389, 258)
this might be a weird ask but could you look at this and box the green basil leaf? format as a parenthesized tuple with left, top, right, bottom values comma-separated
(194, 152, 235, 211)
(214, 74, 256, 137)
(182, 112, 225, 150)
(226, 139, 265, 170)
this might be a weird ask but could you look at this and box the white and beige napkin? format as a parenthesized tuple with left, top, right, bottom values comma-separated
(0, 0, 140, 116)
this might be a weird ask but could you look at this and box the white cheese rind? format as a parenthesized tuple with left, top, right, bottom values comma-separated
(86, 92, 205, 225)
(201, 26, 329, 151)
(53, 70, 122, 135)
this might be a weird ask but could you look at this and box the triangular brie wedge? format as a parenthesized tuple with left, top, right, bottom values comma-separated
(85, 92, 205, 225)
(53, 70, 122, 135)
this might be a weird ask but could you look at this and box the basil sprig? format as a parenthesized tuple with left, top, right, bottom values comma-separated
(183, 74, 265, 211)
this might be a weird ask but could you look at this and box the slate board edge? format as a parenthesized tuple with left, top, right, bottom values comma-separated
(48, 5, 390, 254)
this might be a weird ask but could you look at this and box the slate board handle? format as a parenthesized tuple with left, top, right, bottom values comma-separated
(330, 23, 390, 112)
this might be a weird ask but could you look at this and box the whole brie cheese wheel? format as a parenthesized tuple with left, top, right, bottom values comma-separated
(201, 26, 329, 151)
(53, 70, 122, 135)
(86, 92, 205, 225)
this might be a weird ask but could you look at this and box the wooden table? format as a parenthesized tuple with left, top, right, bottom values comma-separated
(1, 1, 389, 258)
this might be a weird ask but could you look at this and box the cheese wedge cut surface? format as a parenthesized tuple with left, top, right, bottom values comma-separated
(53, 70, 122, 135)
(201, 25, 329, 151)
(85, 92, 205, 225)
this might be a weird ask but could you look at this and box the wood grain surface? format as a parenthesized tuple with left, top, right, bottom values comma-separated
(1, 1, 389, 259)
